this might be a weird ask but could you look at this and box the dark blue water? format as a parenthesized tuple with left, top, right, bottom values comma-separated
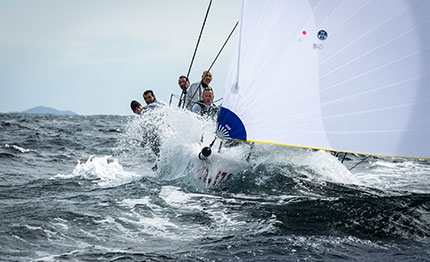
(1, 112, 429, 261)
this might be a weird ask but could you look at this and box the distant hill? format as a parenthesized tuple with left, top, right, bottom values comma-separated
(20, 106, 77, 115)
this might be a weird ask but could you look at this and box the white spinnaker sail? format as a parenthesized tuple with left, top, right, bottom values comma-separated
(217, 0, 430, 159)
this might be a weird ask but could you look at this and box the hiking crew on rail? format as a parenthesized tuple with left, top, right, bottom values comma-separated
(192, 88, 218, 118)
(185, 70, 213, 111)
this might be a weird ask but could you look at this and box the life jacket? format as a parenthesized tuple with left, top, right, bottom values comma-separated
(197, 101, 218, 118)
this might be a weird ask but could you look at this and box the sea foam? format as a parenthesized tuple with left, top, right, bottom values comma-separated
(54, 155, 142, 187)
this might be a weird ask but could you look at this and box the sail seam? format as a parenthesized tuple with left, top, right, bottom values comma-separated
(327, 0, 372, 36)
(320, 0, 418, 66)
(314, 0, 346, 30)
(323, 101, 428, 119)
(325, 128, 430, 134)
(321, 75, 426, 107)
(320, 22, 426, 80)
(320, 46, 429, 93)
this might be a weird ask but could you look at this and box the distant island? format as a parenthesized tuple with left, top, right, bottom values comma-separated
(18, 106, 77, 115)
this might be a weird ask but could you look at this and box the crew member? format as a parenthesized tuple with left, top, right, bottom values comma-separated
(178, 75, 190, 108)
(129, 99, 160, 158)
(143, 90, 166, 109)
(178, 75, 190, 92)
(130, 100, 144, 115)
(185, 70, 213, 111)
(192, 88, 218, 118)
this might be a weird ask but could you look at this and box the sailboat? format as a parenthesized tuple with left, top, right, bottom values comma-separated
(216, 0, 430, 161)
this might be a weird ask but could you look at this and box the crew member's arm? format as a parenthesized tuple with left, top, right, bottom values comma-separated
(191, 103, 201, 115)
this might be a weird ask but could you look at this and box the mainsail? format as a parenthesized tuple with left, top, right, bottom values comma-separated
(217, 0, 430, 159)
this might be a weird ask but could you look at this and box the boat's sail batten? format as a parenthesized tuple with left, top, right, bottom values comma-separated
(217, 0, 430, 159)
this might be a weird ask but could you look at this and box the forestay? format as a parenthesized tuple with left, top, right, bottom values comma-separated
(217, 0, 430, 159)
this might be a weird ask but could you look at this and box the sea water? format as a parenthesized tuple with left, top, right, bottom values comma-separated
(1, 108, 429, 261)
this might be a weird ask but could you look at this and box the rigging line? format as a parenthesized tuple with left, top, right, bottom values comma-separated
(214, 97, 223, 103)
(320, 0, 418, 66)
(169, 94, 174, 106)
(348, 156, 370, 171)
(177, 92, 185, 107)
(169, 93, 182, 106)
(184, 82, 202, 109)
(185, 21, 239, 110)
(320, 46, 430, 93)
(341, 153, 347, 163)
(207, 21, 239, 74)
(180, 0, 212, 108)
(186, 0, 212, 78)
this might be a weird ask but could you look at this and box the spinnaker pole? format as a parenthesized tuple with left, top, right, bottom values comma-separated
(198, 137, 217, 160)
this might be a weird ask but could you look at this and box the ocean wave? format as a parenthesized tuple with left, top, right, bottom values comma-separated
(2, 113, 430, 261)
(2, 144, 37, 153)
(53, 155, 144, 187)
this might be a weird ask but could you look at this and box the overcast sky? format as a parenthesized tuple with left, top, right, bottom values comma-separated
(0, 0, 242, 115)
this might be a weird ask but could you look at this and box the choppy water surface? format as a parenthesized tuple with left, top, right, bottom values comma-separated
(1, 109, 429, 261)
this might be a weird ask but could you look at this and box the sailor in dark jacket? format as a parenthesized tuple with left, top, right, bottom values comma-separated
(130, 100, 144, 115)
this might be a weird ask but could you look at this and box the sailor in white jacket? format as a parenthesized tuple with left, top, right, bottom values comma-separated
(185, 70, 213, 111)
(143, 90, 166, 109)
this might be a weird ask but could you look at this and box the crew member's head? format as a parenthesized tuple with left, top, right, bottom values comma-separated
(201, 89, 214, 105)
(143, 90, 156, 105)
(130, 100, 143, 115)
(201, 70, 213, 86)
(178, 75, 190, 91)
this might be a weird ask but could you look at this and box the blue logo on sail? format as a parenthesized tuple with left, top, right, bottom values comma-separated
(217, 107, 247, 140)
(317, 30, 328, 41)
